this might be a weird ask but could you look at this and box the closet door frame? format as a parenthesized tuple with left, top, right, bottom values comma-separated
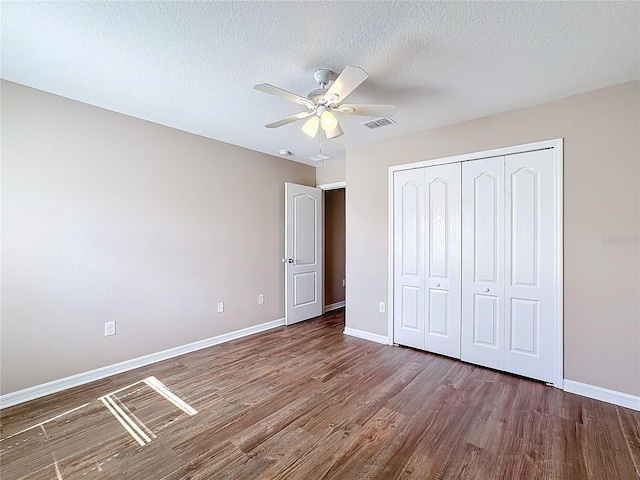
(387, 138, 564, 388)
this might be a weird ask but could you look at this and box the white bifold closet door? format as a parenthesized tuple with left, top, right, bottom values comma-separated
(461, 157, 506, 370)
(461, 150, 556, 382)
(503, 149, 555, 382)
(393, 164, 462, 358)
(393, 168, 425, 350)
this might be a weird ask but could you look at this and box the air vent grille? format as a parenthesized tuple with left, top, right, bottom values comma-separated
(362, 117, 396, 129)
(305, 153, 333, 162)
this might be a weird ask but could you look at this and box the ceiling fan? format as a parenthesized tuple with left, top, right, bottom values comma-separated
(254, 66, 397, 140)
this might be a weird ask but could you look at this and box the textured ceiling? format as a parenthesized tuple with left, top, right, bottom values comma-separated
(2, 1, 639, 165)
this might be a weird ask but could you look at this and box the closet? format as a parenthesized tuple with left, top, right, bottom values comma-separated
(392, 143, 561, 384)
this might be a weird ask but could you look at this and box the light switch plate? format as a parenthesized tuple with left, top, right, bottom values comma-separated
(105, 321, 116, 336)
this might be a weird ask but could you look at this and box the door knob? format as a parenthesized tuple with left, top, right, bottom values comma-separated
(484, 288, 490, 292)
(282, 258, 294, 263)
(436, 283, 440, 287)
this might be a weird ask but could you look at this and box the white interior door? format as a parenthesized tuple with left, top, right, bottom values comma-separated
(424, 163, 462, 358)
(393, 169, 426, 349)
(285, 183, 323, 325)
(461, 157, 505, 370)
(504, 149, 556, 382)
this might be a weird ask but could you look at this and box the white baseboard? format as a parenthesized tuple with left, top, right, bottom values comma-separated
(324, 301, 346, 312)
(563, 379, 640, 411)
(343, 327, 388, 345)
(0, 318, 285, 410)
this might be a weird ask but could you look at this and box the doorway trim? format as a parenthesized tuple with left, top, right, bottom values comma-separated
(387, 138, 564, 388)
(317, 181, 347, 313)
(317, 181, 346, 190)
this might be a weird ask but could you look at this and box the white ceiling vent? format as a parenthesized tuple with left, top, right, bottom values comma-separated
(362, 117, 396, 129)
(305, 153, 333, 162)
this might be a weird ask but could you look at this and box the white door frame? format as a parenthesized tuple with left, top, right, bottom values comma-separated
(317, 181, 346, 312)
(387, 138, 564, 388)
(317, 181, 346, 191)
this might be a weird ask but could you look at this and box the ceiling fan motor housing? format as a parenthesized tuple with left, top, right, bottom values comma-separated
(307, 69, 334, 105)
(313, 69, 333, 87)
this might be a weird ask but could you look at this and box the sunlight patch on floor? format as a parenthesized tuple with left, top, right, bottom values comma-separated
(0, 376, 197, 479)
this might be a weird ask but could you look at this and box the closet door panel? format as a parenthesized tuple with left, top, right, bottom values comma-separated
(424, 163, 462, 358)
(504, 149, 555, 382)
(393, 169, 426, 350)
(462, 157, 505, 370)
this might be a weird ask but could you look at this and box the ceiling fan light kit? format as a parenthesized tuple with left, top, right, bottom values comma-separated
(301, 115, 320, 137)
(254, 65, 397, 141)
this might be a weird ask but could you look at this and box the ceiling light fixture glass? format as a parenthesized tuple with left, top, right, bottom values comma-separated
(301, 115, 320, 137)
(320, 110, 338, 131)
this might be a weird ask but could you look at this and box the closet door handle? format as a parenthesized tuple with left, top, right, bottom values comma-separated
(484, 288, 490, 292)
(436, 283, 440, 288)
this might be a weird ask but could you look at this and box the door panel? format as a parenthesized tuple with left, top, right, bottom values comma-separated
(462, 157, 505, 370)
(285, 183, 322, 325)
(393, 169, 425, 349)
(428, 289, 448, 335)
(293, 271, 317, 307)
(473, 172, 500, 284)
(504, 149, 555, 382)
(402, 181, 421, 276)
(473, 294, 499, 346)
(424, 163, 461, 358)
(293, 194, 317, 266)
(510, 298, 538, 354)
(401, 286, 421, 330)
(510, 167, 538, 287)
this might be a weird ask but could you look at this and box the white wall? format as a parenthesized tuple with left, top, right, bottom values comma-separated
(346, 81, 640, 397)
(1, 81, 315, 394)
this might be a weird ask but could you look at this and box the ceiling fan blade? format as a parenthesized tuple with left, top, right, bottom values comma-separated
(324, 122, 343, 140)
(254, 83, 314, 109)
(335, 104, 397, 117)
(323, 65, 368, 104)
(265, 111, 314, 129)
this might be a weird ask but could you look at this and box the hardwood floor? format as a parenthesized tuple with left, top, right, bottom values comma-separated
(1, 309, 639, 479)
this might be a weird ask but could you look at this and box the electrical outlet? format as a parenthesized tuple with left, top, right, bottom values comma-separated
(258, 294, 264, 305)
(343, 278, 346, 287)
(217, 302, 224, 313)
(104, 321, 116, 336)
(379, 302, 386, 313)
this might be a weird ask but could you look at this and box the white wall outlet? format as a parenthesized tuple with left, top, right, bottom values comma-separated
(258, 294, 264, 305)
(343, 278, 346, 287)
(379, 302, 386, 313)
(217, 302, 224, 313)
(104, 321, 116, 336)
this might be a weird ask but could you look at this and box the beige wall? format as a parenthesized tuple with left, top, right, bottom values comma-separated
(325, 188, 346, 306)
(0, 81, 315, 395)
(346, 81, 640, 397)
(316, 162, 346, 186)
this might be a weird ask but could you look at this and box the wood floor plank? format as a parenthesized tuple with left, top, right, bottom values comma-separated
(2, 309, 639, 480)
(618, 406, 640, 476)
(317, 407, 406, 479)
(578, 398, 638, 480)
(270, 420, 363, 480)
